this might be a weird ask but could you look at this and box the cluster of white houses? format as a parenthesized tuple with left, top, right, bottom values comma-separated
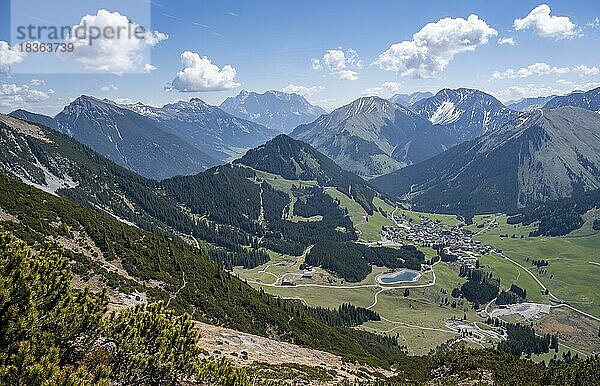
(382, 217, 496, 264)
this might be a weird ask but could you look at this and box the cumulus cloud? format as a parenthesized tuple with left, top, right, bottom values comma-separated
(0, 83, 51, 107)
(169, 51, 240, 92)
(497, 37, 516, 46)
(100, 84, 118, 92)
(281, 84, 325, 98)
(113, 97, 135, 105)
(491, 62, 599, 80)
(29, 79, 45, 86)
(493, 84, 561, 101)
(514, 4, 579, 39)
(337, 69, 358, 81)
(572, 65, 600, 77)
(361, 81, 404, 96)
(61, 9, 167, 74)
(311, 48, 362, 80)
(0, 41, 26, 73)
(493, 81, 600, 102)
(375, 14, 497, 78)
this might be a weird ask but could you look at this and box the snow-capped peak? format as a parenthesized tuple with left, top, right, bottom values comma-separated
(429, 100, 462, 125)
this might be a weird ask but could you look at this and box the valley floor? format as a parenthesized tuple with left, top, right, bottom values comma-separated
(234, 209, 600, 358)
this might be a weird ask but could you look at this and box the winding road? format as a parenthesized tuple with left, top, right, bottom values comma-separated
(498, 252, 600, 323)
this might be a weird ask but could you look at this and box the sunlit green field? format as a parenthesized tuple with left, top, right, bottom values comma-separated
(324, 188, 395, 241)
(471, 216, 600, 317)
(478, 253, 546, 304)
(236, 252, 483, 355)
(235, 199, 600, 355)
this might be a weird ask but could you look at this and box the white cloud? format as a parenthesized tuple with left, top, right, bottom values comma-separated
(100, 84, 118, 92)
(29, 79, 45, 86)
(514, 4, 579, 39)
(497, 37, 516, 46)
(311, 48, 362, 80)
(61, 9, 167, 74)
(491, 62, 599, 80)
(491, 63, 569, 80)
(143, 63, 157, 73)
(113, 97, 135, 105)
(381, 81, 403, 93)
(493, 81, 600, 102)
(493, 84, 562, 101)
(310, 58, 322, 70)
(281, 84, 325, 98)
(375, 14, 497, 78)
(0, 83, 51, 107)
(169, 51, 240, 92)
(361, 81, 404, 96)
(0, 41, 26, 73)
(556, 79, 573, 85)
(572, 65, 600, 77)
(337, 69, 358, 81)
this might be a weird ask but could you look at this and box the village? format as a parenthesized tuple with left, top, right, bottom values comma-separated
(380, 212, 498, 266)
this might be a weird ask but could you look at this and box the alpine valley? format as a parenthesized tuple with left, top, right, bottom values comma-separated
(2, 84, 600, 385)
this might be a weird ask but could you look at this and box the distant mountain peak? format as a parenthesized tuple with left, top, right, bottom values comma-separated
(373, 106, 600, 216)
(60, 95, 122, 121)
(54, 95, 218, 179)
(220, 89, 326, 133)
(346, 96, 395, 114)
(410, 88, 517, 142)
(291, 95, 448, 177)
(188, 97, 208, 104)
(507, 95, 557, 112)
(389, 91, 434, 107)
(544, 87, 600, 112)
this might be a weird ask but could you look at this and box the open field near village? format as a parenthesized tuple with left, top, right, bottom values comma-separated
(234, 205, 600, 356)
(470, 215, 600, 319)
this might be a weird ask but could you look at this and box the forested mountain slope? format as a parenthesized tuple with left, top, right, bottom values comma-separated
(0, 173, 406, 367)
(373, 107, 600, 217)
(291, 96, 447, 178)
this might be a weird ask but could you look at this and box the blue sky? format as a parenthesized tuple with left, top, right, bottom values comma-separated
(1, 0, 599, 114)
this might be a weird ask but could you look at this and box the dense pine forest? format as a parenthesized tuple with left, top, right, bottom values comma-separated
(2, 225, 599, 385)
(0, 174, 409, 368)
(454, 267, 500, 307)
(305, 241, 424, 282)
(235, 134, 377, 214)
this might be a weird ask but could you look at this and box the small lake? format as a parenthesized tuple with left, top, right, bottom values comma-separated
(377, 269, 421, 284)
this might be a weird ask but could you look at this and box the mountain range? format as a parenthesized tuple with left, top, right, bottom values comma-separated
(507, 95, 558, 111)
(10, 96, 281, 180)
(7, 86, 600, 219)
(2, 86, 600, 383)
(291, 96, 447, 178)
(0, 111, 380, 263)
(220, 89, 327, 133)
(124, 97, 279, 161)
(12, 96, 219, 180)
(389, 91, 434, 106)
(373, 106, 600, 217)
(544, 87, 600, 111)
(408, 88, 519, 144)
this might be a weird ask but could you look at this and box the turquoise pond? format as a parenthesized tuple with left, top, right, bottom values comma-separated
(377, 270, 420, 284)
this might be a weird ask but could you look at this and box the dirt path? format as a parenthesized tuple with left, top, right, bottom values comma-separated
(167, 266, 187, 307)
